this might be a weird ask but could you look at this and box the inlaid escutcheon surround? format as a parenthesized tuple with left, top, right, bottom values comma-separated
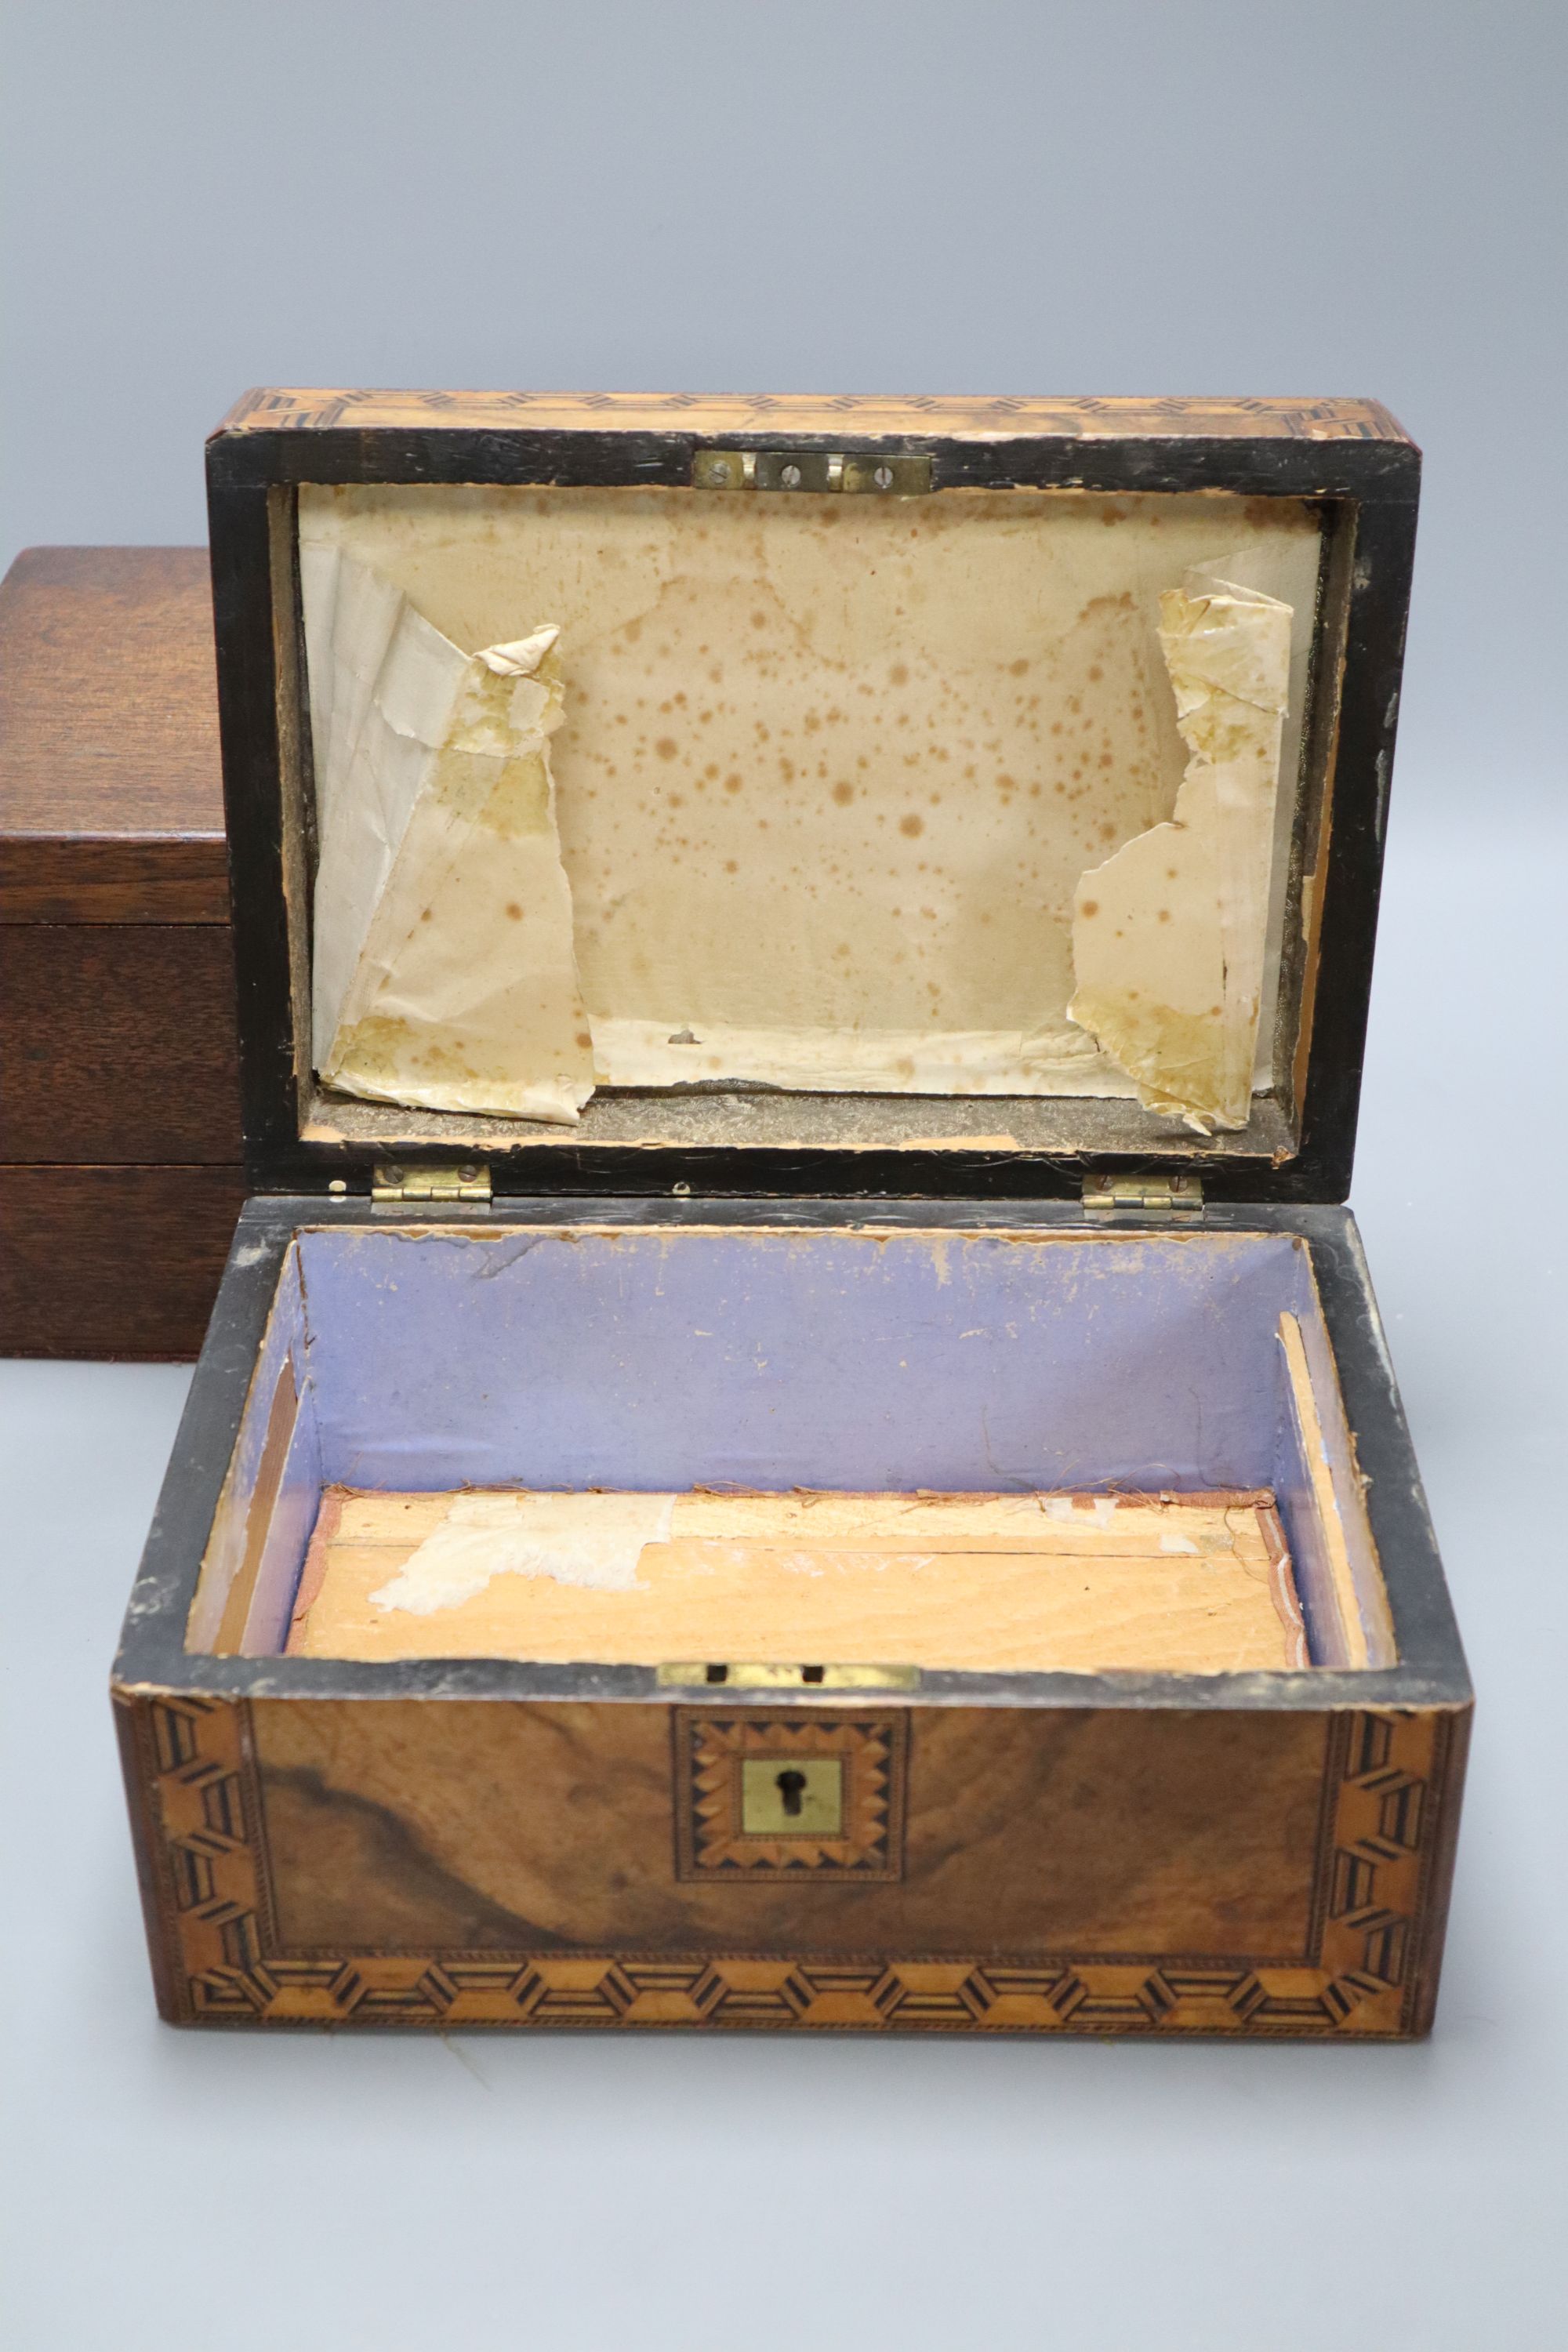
(674, 1711, 907, 1881)
(115, 1692, 1462, 2036)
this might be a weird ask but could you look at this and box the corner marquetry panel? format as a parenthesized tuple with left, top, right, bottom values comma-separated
(214, 388, 1407, 445)
(118, 1692, 1457, 2037)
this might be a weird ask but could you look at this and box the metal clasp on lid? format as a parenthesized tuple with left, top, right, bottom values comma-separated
(691, 448, 933, 495)
(655, 1661, 920, 1690)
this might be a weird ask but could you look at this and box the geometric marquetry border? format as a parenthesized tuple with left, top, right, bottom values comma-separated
(114, 1693, 1458, 2037)
(673, 1711, 908, 1881)
(216, 388, 1408, 445)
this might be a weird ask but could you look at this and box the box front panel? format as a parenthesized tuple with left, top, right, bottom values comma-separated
(118, 1689, 1463, 2035)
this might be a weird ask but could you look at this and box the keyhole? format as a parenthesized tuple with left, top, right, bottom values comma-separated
(775, 1767, 808, 1817)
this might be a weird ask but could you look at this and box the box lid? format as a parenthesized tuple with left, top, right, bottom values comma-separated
(207, 391, 1417, 1204)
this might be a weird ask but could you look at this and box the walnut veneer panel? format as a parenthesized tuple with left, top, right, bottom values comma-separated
(249, 1697, 1332, 1959)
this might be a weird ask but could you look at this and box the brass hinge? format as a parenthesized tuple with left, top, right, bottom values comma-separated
(371, 1160, 492, 1203)
(1082, 1171, 1204, 1215)
(692, 448, 933, 495)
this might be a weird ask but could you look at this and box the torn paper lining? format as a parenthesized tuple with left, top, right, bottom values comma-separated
(590, 1017, 1122, 1097)
(300, 505, 1307, 1129)
(369, 1490, 677, 1615)
(1066, 572, 1293, 1131)
(1044, 1494, 1121, 1530)
(303, 544, 476, 1065)
(308, 553, 593, 1123)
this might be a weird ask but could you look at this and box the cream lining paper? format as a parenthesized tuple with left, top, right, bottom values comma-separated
(302, 492, 1302, 1133)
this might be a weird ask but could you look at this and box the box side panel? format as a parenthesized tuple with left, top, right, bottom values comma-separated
(186, 1242, 314, 1651)
(1274, 1390, 1354, 1668)
(238, 1403, 324, 1656)
(111, 1690, 220, 2025)
(1279, 1293, 1396, 1667)
(111, 1686, 1463, 2036)
(1269, 1242, 1396, 1670)
(1306, 1207, 1466, 1686)
(1405, 1700, 1472, 2036)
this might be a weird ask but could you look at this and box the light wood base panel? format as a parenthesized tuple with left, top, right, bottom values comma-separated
(285, 1486, 1308, 1674)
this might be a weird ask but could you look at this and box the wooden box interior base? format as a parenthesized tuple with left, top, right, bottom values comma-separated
(287, 1484, 1306, 1674)
(190, 1221, 1393, 1678)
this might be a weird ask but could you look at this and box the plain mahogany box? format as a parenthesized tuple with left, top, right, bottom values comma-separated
(0, 548, 244, 1356)
(111, 392, 1471, 2039)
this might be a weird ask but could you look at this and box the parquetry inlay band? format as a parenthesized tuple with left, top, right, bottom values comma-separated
(118, 1693, 1453, 2035)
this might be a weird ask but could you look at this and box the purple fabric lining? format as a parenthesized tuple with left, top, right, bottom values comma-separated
(291, 1225, 1317, 1495)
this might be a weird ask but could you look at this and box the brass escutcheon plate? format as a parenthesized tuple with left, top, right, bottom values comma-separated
(740, 1757, 845, 1837)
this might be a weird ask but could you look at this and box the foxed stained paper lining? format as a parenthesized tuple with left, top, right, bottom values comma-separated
(301, 539, 1294, 1130)
(304, 548, 593, 1121)
(1069, 573, 1294, 1132)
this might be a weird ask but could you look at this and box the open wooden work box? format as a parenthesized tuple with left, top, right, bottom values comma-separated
(114, 392, 1470, 2038)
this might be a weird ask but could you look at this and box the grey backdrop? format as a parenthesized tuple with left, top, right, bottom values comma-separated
(2, 3, 1565, 2347)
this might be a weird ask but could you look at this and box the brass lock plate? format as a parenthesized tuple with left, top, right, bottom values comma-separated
(691, 448, 933, 495)
(673, 1711, 908, 1881)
